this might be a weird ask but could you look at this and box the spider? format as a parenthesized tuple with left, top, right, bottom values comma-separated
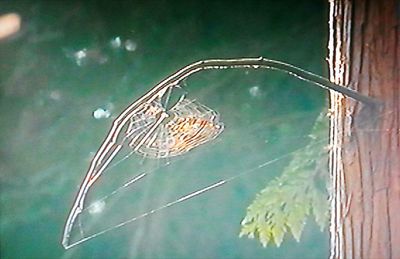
(128, 97, 224, 159)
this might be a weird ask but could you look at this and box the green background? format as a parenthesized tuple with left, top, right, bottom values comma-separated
(0, 1, 329, 258)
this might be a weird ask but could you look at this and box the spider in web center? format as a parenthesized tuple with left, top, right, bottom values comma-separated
(127, 94, 224, 159)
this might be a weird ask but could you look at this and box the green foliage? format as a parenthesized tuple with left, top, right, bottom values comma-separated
(240, 113, 329, 247)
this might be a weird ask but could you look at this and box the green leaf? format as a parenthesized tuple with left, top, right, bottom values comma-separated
(240, 112, 330, 248)
(239, 222, 257, 238)
(271, 224, 286, 247)
(286, 215, 305, 242)
(311, 190, 329, 231)
(258, 226, 272, 247)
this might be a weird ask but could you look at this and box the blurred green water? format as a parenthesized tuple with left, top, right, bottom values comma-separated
(0, 1, 329, 258)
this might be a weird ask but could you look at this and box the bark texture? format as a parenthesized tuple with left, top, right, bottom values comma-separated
(328, 0, 399, 258)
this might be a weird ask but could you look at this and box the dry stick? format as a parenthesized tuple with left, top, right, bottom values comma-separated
(62, 57, 382, 249)
(148, 57, 381, 106)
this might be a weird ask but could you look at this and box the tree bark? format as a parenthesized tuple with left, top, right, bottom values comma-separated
(328, 0, 399, 258)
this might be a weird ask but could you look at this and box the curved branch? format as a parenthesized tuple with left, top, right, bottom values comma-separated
(149, 57, 382, 106)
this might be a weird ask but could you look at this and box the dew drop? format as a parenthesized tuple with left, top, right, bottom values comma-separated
(110, 36, 122, 49)
(124, 39, 137, 52)
(249, 85, 261, 97)
(93, 108, 111, 119)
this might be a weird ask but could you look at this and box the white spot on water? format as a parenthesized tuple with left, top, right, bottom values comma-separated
(124, 39, 137, 52)
(88, 200, 106, 215)
(93, 108, 111, 119)
(249, 85, 261, 98)
(110, 36, 122, 49)
(49, 90, 62, 101)
(74, 49, 87, 59)
(69, 48, 108, 66)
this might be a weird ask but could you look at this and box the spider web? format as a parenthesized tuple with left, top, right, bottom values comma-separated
(63, 67, 390, 256)
(63, 72, 330, 252)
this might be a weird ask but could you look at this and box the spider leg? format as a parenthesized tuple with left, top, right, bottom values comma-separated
(161, 85, 173, 110)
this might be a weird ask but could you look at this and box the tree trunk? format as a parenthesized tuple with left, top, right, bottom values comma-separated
(328, 0, 399, 258)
